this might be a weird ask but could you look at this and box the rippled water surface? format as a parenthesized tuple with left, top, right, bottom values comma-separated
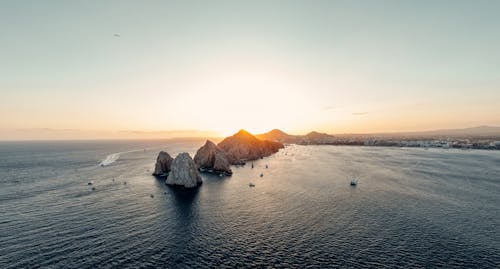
(1, 140, 499, 268)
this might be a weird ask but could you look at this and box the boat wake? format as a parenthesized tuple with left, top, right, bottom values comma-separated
(99, 149, 146, 166)
(98, 142, 186, 167)
(99, 153, 121, 166)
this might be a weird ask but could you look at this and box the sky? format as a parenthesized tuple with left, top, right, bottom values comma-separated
(1, 0, 499, 140)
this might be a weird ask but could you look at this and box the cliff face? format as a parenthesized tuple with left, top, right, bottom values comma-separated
(193, 140, 232, 175)
(166, 153, 202, 188)
(152, 151, 173, 176)
(217, 129, 284, 164)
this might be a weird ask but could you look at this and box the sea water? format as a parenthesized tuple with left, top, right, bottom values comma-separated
(1, 140, 499, 268)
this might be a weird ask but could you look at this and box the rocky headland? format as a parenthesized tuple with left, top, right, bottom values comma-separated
(193, 140, 232, 176)
(217, 129, 284, 164)
(153, 129, 284, 187)
(192, 130, 284, 176)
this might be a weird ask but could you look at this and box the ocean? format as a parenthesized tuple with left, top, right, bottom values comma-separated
(0, 139, 499, 268)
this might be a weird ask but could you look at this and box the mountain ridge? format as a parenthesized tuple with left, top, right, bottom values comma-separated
(256, 126, 500, 145)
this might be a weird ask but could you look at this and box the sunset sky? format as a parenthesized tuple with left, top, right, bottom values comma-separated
(1, 1, 499, 140)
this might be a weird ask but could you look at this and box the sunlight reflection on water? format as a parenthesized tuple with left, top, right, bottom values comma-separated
(0, 141, 499, 268)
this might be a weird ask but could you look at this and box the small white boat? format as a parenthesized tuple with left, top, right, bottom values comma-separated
(249, 182, 255, 187)
(350, 178, 358, 186)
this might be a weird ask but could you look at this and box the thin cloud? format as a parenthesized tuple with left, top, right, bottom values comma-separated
(352, 112, 369, 116)
(322, 106, 337, 111)
(15, 128, 81, 132)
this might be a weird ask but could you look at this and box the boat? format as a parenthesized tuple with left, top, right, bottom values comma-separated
(87, 181, 93, 185)
(150, 194, 154, 198)
(265, 165, 268, 169)
(350, 178, 358, 186)
(260, 173, 264, 177)
(249, 182, 255, 187)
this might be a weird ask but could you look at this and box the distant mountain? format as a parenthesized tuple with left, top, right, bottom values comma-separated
(304, 131, 335, 140)
(401, 126, 500, 137)
(257, 129, 336, 144)
(256, 129, 298, 142)
(257, 126, 500, 145)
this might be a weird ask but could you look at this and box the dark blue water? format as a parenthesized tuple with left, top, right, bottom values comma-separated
(1, 140, 499, 268)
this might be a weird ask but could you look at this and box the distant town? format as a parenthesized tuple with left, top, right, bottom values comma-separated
(301, 135, 500, 150)
(257, 126, 500, 150)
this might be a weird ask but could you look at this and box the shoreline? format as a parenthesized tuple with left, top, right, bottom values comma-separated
(283, 143, 500, 151)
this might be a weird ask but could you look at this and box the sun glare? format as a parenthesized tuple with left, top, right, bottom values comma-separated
(173, 66, 318, 136)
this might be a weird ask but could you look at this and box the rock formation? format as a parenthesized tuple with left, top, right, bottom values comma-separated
(217, 129, 284, 164)
(193, 140, 232, 175)
(166, 153, 202, 188)
(152, 151, 173, 176)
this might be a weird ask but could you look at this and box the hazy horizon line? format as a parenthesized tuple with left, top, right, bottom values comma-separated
(1, 125, 499, 141)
